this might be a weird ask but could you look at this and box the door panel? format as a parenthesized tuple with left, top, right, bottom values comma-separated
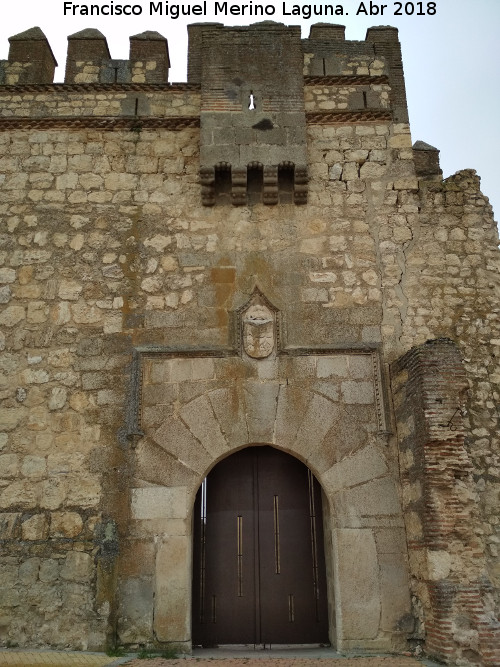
(192, 447, 328, 646)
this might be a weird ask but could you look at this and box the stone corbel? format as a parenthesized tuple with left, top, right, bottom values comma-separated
(294, 164, 308, 204)
(200, 166, 215, 206)
(263, 165, 278, 205)
(231, 167, 247, 206)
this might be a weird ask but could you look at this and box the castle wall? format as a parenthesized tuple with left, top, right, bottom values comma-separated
(0, 22, 499, 665)
(0, 86, 199, 120)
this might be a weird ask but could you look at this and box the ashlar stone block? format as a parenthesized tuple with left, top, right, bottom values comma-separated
(154, 535, 190, 642)
(378, 552, 411, 632)
(322, 445, 388, 496)
(274, 386, 313, 448)
(153, 417, 212, 474)
(317, 356, 348, 378)
(131, 486, 187, 521)
(244, 382, 280, 444)
(118, 577, 154, 644)
(295, 392, 340, 460)
(179, 394, 228, 459)
(341, 380, 375, 404)
(337, 476, 402, 525)
(335, 528, 381, 641)
(208, 387, 249, 449)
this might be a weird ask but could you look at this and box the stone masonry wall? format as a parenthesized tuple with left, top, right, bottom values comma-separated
(0, 86, 199, 120)
(383, 170, 500, 627)
(0, 22, 499, 663)
(0, 91, 411, 650)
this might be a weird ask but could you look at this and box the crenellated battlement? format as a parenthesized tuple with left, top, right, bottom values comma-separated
(0, 22, 417, 206)
(0, 23, 403, 98)
(0, 26, 170, 85)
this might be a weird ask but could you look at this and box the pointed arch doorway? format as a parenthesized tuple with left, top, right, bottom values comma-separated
(192, 446, 329, 647)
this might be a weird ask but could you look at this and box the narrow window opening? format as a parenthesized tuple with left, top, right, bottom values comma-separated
(247, 165, 263, 204)
(248, 91, 256, 110)
(322, 58, 326, 76)
(114, 67, 119, 83)
(362, 91, 367, 108)
(278, 164, 294, 204)
(134, 98, 139, 116)
(214, 165, 232, 204)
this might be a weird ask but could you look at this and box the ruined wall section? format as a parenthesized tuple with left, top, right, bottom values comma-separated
(391, 340, 500, 666)
(387, 170, 500, 621)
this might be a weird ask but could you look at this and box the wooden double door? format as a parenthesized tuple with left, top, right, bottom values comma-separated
(192, 447, 329, 646)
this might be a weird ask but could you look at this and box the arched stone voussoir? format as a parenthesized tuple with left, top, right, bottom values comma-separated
(152, 416, 212, 475)
(134, 436, 200, 488)
(179, 392, 230, 460)
(206, 386, 249, 449)
(274, 384, 314, 447)
(306, 408, 375, 477)
(292, 391, 342, 463)
(321, 444, 389, 497)
(243, 382, 280, 444)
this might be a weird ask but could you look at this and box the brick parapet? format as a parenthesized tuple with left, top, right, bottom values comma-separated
(365, 26, 408, 124)
(3, 27, 57, 85)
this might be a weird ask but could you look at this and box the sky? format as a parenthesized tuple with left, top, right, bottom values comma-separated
(1, 0, 499, 222)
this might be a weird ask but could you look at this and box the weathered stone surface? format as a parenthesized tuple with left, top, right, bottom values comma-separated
(338, 477, 402, 521)
(179, 394, 228, 458)
(131, 487, 187, 521)
(153, 418, 212, 475)
(0, 513, 20, 538)
(335, 528, 381, 640)
(60, 551, 92, 582)
(117, 578, 154, 644)
(244, 382, 280, 444)
(21, 514, 48, 540)
(322, 445, 388, 495)
(154, 535, 190, 642)
(0, 21, 498, 663)
(50, 512, 83, 538)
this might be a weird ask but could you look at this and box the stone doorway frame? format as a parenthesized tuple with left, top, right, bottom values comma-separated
(117, 295, 411, 652)
(119, 346, 411, 652)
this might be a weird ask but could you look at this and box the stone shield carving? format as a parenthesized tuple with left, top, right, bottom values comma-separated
(242, 303, 275, 359)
